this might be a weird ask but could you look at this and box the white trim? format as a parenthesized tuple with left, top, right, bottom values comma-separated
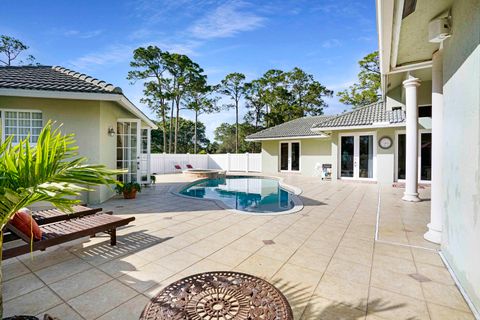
(278, 141, 301, 173)
(312, 123, 405, 133)
(395, 129, 432, 183)
(1, 109, 43, 144)
(438, 252, 480, 320)
(0, 88, 157, 129)
(390, 0, 405, 69)
(376, 0, 395, 75)
(117, 119, 142, 183)
(245, 134, 329, 142)
(338, 132, 377, 181)
(389, 60, 433, 74)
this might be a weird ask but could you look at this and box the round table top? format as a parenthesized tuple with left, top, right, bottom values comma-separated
(139, 271, 293, 320)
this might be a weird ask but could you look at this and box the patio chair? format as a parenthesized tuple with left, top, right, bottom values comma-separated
(3, 212, 135, 260)
(2, 205, 103, 244)
(174, 164, 182, 172)
(186, 164, 193, 169)
(31, 204, 102, 225)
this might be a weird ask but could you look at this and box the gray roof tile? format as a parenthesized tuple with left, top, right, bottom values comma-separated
(312, 102, 405, 129)
(246, 115, 334, 140)
(246, 102, 406, 140)
(0, 66, 123, 94)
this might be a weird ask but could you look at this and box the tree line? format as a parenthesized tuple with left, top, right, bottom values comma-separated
(128, 46, 340, 154)
(0, 36, 381, 155)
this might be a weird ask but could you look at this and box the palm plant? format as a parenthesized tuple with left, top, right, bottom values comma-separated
(0, 122, 123, 318)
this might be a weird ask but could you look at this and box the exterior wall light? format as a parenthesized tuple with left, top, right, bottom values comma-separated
(108, 126, 115, 137)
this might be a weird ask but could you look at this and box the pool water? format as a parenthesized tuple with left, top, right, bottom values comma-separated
(179, 176, 296, 213)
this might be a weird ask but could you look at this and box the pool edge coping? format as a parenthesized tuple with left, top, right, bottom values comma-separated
(169, 173, 304, 216)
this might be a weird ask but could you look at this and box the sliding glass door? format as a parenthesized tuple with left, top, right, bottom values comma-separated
(279, 142, 300, 172)
(340, 133, 376, 180)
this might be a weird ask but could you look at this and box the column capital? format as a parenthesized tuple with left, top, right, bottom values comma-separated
(403, 76, 421, 88)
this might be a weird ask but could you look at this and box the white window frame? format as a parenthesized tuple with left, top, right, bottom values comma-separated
(0, 109, 43, 144)
(338, 131, 377, 181)
(117, 118, 142, 183)
(278, 141, 301, 172)
(139, 126, 151, 184)
(394, 129, 432, 184)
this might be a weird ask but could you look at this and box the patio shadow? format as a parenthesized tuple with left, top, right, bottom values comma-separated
(69, 230, 173, 263)
(272, 279, 409, 320)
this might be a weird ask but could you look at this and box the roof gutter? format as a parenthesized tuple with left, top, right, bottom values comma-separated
(245, 134, 330, 142)
(311, 122, 405, 132)
(0, 88, 157, 129)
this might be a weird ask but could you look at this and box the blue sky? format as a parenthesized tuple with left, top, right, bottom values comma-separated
(1, 0, 378, 139)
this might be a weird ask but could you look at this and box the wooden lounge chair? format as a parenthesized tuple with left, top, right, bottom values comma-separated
(2, 205, 102, 244)
(3, 212, 135, 260)
(31, 205, 102, 225)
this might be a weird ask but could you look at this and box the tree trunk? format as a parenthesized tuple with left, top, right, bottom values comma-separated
(168, 99, 174, 153)
(174, 97, 180, 154)
(194, 111, 198, 154)
(161, 105, 167, 153)
(235, 98, 239, 154)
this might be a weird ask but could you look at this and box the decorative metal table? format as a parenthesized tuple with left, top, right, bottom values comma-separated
(139, 271, 293, 320)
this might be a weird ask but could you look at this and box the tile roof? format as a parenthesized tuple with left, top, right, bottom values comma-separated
(246, 102, 406, 140)
(246, 115, 334, 140)
(0, 66, 123, 94)
(312, 102, 405, 129)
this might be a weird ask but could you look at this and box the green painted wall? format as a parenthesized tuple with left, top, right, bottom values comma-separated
(441, 0, 480, 311)
(0, 96, 143, 204)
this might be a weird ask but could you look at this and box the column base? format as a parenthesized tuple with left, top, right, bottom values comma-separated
(402, 192, 421, 202)
(424, 223, 442, 244)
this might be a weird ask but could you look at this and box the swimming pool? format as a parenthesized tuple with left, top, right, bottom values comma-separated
(179, 176, 301, 214)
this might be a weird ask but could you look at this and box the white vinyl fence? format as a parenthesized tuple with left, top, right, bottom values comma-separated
(151, 153, 262, 174)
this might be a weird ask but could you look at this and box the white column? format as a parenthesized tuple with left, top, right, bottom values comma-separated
(402, 75, 421, 202)
(425, 49, 444, 243)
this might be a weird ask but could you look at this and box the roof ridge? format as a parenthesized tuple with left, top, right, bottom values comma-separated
(51, 66, 123, 93)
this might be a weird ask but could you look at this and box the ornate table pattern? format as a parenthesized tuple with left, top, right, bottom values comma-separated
(139, 271, 293, 320)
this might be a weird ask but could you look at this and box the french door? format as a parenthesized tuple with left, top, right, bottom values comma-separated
(280, 142, 300, 172)
(339, 133, 376, 180)
(117, 119, 141, 183)
(396, 130, 431, 182)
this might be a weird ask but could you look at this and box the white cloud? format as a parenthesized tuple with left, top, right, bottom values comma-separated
(68, 45, 133, 70)
(190, 1, 265, 39)
(321, 39, 342, 48)
(59, 29, 103, 39)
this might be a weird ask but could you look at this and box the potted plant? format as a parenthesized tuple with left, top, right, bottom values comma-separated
(116, 182, 141, 199)
(0, 122, 123, 319)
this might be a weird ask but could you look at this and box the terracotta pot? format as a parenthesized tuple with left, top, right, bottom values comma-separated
(123, 189, 137, 199)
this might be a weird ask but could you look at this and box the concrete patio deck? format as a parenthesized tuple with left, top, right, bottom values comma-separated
(3, 174, 475, 319)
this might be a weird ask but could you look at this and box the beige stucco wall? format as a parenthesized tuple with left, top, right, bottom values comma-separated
(441, 0, 480, 311)
(386, 80, 433, 109)
(0, 96, 142, 204)
(261, 140, 279, 174)
(329, 128, 398, 185)
(300, 138, 331, 176)
(259, 128, 400, 184)
(261, 138, 330, 177)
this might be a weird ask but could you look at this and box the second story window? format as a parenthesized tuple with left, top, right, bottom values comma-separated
(3, 110, 43, 143)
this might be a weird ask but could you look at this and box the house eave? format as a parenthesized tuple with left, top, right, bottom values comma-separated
(0, 88, 157, 129)
(245, 134, 330, 142)
(311, 123, 405, 132)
